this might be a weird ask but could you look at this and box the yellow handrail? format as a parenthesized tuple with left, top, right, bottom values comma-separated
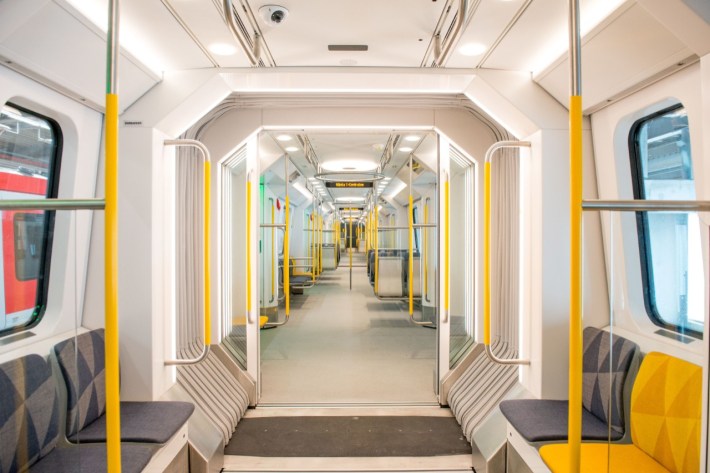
(483, 141, 531, 365)
(271, 203, 275, 300)
(105, 88, 121, 473)
(285, 195, 290, 316)
(408, 194, 414, 315)
(568, 1, 583, 470)
(104, 2, 121, 469)
(444, 176, 450, 323)
(374, 208, 379, 295)
(163, 139, 212, 365)
(246, 174, 252, 323)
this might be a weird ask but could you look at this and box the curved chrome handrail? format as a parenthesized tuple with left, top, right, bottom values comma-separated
(483, 141, 531, 366)
(164, 139, 212, 366)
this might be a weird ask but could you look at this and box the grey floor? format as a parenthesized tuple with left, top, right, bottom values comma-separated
(260, 252, 437, 405)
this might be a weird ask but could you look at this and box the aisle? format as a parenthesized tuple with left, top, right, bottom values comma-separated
(259, 251, 437, 404)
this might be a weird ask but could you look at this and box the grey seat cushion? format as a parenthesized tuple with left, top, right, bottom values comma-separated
(30, 443, 154, 473)
(500, 327, 639, 443)
(0, 355, 60, 471)
(499, 399, 623, 442)
(71, 401, 194, 443)
(53, 329, 194, 444)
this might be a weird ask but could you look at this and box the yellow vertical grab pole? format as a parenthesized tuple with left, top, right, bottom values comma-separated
(568, 0, 583, 471)
(444, 175, 450, 323)
(349, 216, 353, 269)
(246, 174, 252, 324)
(483, 162, 491, 346)
(311, 214, 316, 282)
(104, 1, 121, 471)
(271, 204, 275, 300)
(374, 207, 379, 295)
(319, 214, 323, 274)
(204, 162, 211, 341)
(285, 195, 290, 317)
(408, 194, 414, 315)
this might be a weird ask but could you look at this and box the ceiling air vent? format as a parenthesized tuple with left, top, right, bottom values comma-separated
(328, 45, 368, 52)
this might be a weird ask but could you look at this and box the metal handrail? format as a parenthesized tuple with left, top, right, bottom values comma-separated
(434, 0, 467, 66)
(222, 0, 259, 66)
(483, 141, 531, 365)
(582, 200, 710, 212)
(443, 169, 449, 324)
(0, 198, 105, 210)
(163, 139, 212, 365)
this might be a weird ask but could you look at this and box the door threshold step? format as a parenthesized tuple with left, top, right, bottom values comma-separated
(222, 454, 473, 472)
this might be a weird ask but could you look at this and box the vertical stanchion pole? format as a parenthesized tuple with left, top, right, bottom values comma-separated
(271, 203, 275, 301)
(104, 1, 122, 471)
(285, 158, 290, 318)
(408, 154, 414, 316)
(568, 0, 583, 471)
(349, 216, 353, 290)
(444, 172, 450, 323)
(246, 173, 252, 323)
(484, 162, 491, 345)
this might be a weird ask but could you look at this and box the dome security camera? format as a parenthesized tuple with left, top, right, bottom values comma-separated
(259, 5, 289, 26)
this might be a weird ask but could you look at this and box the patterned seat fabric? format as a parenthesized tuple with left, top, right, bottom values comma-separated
(53, 329, 195, 444)
(0, 354, 60, 472)
(540, 352, 701, 473)
(53, 329, 107, 438)
(582, 326, 639, 435)
(500, 327, 639, 442)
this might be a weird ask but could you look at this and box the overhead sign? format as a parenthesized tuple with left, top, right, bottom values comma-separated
(325, 181, 373, 188)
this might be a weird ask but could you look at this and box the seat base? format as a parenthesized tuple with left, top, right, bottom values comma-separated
(31, 444, 154, 473)
(540, 443, 670, 473)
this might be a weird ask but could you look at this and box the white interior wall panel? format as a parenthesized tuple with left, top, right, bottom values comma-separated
(0, 0, 159, 112)
(535, 3, 694, 113)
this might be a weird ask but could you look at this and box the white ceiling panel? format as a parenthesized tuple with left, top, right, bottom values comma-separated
(0, 1, 158, 112)
(251, 0, 448, 67)
(481, 0, 628, 74)
(165, 0, 252, 68)
(446, 0, 527, 68)
(535, 3, 693, 112)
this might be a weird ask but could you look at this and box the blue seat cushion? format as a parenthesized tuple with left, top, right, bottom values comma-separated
(30, 443, 154, 473)
(69, 401, 194, 444)
(500, 399, 623, 442)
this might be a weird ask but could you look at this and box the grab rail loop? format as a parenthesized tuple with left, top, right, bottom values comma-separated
(483, 141, 531, 365)
(163, 139, 212, 366)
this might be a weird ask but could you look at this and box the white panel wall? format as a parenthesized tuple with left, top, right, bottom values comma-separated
(0, 65, 102, 362)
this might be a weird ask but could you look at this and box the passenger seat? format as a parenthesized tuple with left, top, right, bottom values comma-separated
(52, 329, 194, 444)
(0, 354, 153, 473)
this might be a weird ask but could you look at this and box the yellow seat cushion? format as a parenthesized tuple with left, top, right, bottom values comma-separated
(232, 315, 270, 328)
(540, 443, 670, 473)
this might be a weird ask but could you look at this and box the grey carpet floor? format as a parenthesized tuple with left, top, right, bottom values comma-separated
(224, 416, 471, 457)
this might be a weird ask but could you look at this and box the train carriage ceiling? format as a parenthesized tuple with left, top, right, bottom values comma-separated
(0, 0, 708, 114)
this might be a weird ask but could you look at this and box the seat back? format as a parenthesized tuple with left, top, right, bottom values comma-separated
(629, 351, 701, 473)
(53, 329, 107, 438)
(582, 327, 639, 435)
(0, 354, 60, 471)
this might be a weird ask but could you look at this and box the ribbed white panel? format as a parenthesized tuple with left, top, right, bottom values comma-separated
(448, 146, 521, 441)
(177, 342, 250, 445)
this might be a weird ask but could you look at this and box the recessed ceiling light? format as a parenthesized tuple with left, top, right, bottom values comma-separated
(285, 146, 299, 152)
(459, 42, 487, 57)
(208, 43, 238, 56)
(321, 159, 378, 172)
(399, 147, 413, 152)
(277, 134, 293, 142)
(404, 135, 420, 142)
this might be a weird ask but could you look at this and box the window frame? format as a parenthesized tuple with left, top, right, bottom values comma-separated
(627, 103, 702, 339)
(0, 102, 63, 337)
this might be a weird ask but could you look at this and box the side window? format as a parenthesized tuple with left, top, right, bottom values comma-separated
(629, 104, 704, 338)
(0, 103, 61, 336)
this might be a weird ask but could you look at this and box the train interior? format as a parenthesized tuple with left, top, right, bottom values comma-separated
(1, 0, 710, 472)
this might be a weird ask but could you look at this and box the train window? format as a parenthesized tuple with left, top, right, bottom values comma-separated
(0, 103, 61, 336)
(629, 104, 704, 338)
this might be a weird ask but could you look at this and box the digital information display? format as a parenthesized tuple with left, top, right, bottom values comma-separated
(325, 181, 373, 188)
